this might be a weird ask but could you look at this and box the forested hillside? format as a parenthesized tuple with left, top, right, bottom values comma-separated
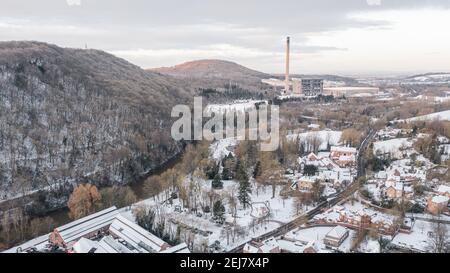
(0, 41, 192, 213)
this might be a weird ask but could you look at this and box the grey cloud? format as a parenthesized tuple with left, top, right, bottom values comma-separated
(0, 0, 449, 72)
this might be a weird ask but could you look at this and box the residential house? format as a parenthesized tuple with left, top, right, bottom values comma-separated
(243, 237, 280, 253)
(427, 195, 449, 215)
(384, 182, 413, 199)
(323, 226, 349, 247)
(330, 146, 357, 168)
(303, 241, 319, 253)
(296, 176, 317, 191)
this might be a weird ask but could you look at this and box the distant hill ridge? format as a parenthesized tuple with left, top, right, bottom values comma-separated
(150, 59, 358, 90)
(406, 72, 450, 79)
(150, 59, 270, 79)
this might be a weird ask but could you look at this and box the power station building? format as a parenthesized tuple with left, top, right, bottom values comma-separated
(284, 36, 323, 96)
(261, 37, 324, 97)
(292, 78, 324, 96)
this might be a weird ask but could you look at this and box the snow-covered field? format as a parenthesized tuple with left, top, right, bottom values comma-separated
(411, 94, 450, 103)
(402, 110, 450, 122)
(373, 138, 412, 158)
(287, 130, 342, 151)
(205, 100, 267, 114)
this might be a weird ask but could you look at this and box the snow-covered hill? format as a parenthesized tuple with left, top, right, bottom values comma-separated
(402, 73, 450, 84)
(403, 110, 450, 122)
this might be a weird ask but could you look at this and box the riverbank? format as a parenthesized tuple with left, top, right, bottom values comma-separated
(0, 144, 186, 251)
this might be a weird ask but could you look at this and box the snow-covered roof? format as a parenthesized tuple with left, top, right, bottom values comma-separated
(317, 152, 331, 158)
(244, 238, 278, 253)
(299, 176, 317, 183)
(308, 124, 320, 129)
(72, 237, 99, 253)
(95, 235, 134, 253)
(325, 226, 348, 239)
(404, 186, 413, 193)
(307, 152, 319, 160)
(317, 202, 396, 227)
(303, 240, 319, 252)
(394, 182, 404, 191)
(56, 206, 119, 244)
(331, 146, 357, 153)
(431, 195, 449, 204)
(437, 185, 450, 195)
(109, 214, 168, 253)
(3, 233, 50, 253)
(160, 243, 190, 253)
(260, 237, 279, 253)
(244, 241, 262, 253)
(375, 171, 387, 179)
(338, 155, 356, 161)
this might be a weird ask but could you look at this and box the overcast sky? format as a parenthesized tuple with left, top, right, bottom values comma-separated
(1, 0, 450, 76)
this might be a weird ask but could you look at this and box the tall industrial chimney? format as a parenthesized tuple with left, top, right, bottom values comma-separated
(285, 36, 290, 94)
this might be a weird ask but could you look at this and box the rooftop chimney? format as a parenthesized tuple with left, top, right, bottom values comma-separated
(285, 36, 290, 93)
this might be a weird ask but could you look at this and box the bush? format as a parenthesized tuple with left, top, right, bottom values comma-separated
(212, 174, 224, 189)
(407, 203, 425, 213)
(413, 184, 425, 195)
(360, 189, 372, 199)
(370, 156, 390, 172)
(213, 200, 225, 224)
(206, 162, 220, 180)
(303, 165, 318, 176)
(380, 198, 395, 209)
(171, 192, 178, 199)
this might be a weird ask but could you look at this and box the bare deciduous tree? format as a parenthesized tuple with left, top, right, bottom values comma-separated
(428, 218, 449, 253)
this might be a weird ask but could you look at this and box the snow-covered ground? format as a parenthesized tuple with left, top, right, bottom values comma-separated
(411, 94, 450, 103)
(131, 177, 298, 252)
(358, 238, 381, 253)
(287, 130, 342, 151)
(209, 138, 238, 161)
(205, 100, 267, 114)
(402, 110, 450, 122)
(373, 138, 412, 158)
(390, 219, 436, 252)
(278, 225, 356, 253)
